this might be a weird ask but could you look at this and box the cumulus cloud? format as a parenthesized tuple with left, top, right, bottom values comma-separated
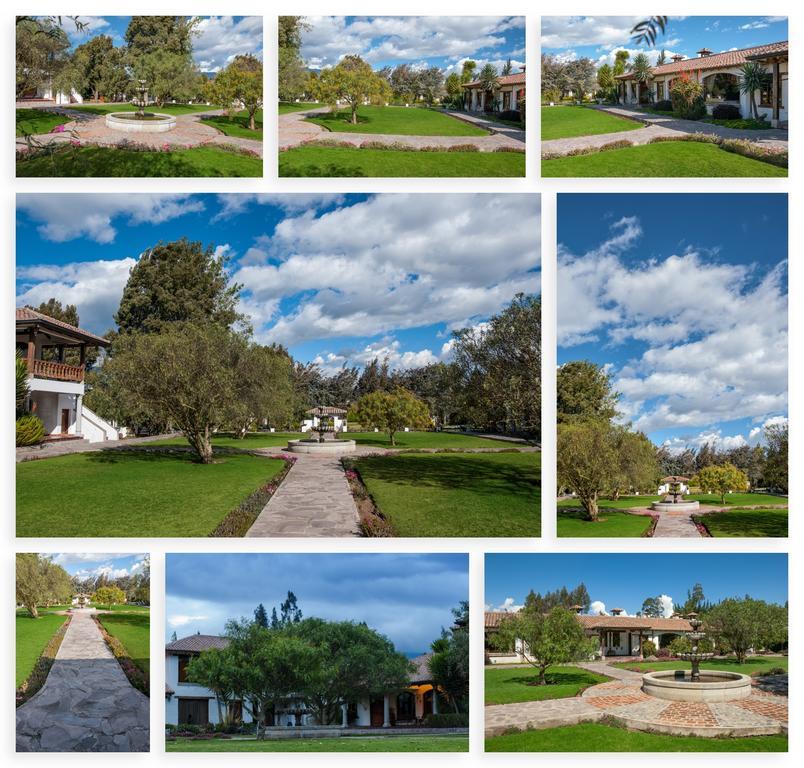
(559, 217, 787, 440)
(487, 597, 523, 613)
(301, 16, 522, 69)
(194, 16, 262, 72)
(589, 600, 607, 615)
(169, 614, 210, 628)
(212, 194, 344, 222)
(17, 194, 204, 243)
(657, 595, 674, 618)
(541, 16, 645, 48)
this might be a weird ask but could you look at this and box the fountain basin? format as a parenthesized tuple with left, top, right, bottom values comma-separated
(287, 439, 356, 455)
(105, 112, 176, 133)
(642, 670, 752, 702)
(650, 500, 700, 513)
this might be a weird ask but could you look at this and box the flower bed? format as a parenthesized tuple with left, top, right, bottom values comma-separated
(341, 458, 396, 537)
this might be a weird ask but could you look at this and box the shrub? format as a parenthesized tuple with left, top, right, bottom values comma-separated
(542, 89, 561, 104)
(16, 414, 45, 446)
(655, 647, 671, 659)
(641, 640, 657, 658)
(425, 713, 469, 728)
(654, 99, 673, 112)
(765, 666, 787, 676)
(494, 145, 525, 153)
(712, 103, 742, 120)
(670, 75, 707, 120)
(447, 144, 480, 152)
(498, 110, 522, 123)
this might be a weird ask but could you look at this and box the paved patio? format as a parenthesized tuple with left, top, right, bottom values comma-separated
(16, 433, 178, 462)
(279, 106, 524, 152)
(541, 104, 788, 158)
(485, 661, 788, 739)
(16, 609, 149, 752)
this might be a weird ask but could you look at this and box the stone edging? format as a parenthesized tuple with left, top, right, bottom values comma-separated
(16, 614, 72, 708)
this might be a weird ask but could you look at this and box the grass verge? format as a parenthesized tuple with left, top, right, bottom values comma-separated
(166, 735, 469, 752)
(94, 614, 149, 696)
(557, 509, 655, 537)
(485, 666, 609, 705)
(307, 106, 488, 136)
(541, 105, 643, 140)
(16, 613, 70, 706)
(694, 508, 788, 537)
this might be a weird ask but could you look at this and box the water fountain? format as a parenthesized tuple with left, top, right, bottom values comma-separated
(650, 475, 700, 513)
(105, 79, 177, 133)
(641, 613, 751, 702)
(287, 407, 356, 455)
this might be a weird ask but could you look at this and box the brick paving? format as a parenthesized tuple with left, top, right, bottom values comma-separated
(278, 106, 524, 152)
(659, 701, 720, 728)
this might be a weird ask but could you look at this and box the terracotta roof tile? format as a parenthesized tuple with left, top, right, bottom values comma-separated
(485, 611, 692, 632)
(165, 634, 230, 653)
(16, 307, 109, 346)
(463, 72, 526, 88)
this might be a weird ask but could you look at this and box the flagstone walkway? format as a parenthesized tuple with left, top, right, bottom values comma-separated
(485, 661, 788, 739)
(16, 609, 149, 752)
(279, 106, 524, 152)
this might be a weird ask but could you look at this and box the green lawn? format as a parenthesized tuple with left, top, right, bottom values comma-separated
(167, 735, 468, 752)
(485, 666, 608, 705)
(151, 432, 298, 450)
(97, 612, 150, 674)
(696, 508, 788, 537)
(16, 108, 70, 136)
(16, 613, 67, 687)
(614, 656, 787, 675)
(278, 101, 321, 114)
(703, 118, 774, 130)
(558, 495, 659, 509)
(307, 106, 487, 136)
(279, 146, 524, 177)
(354, 451, 540, 537)
(541, 106, 643, 140)
(16, 450, 286, 537)
(201, 109, 263, 140)
(558, 509, 653, 538)
(687, 492, 787, 507)
(486, 723, 787, 752)
(542, 141, 787, 177)
(17, 145, 262, 177)
(69, 103, 218, 116)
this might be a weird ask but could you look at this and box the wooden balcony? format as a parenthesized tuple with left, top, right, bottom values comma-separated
(28, 358, 85, 383)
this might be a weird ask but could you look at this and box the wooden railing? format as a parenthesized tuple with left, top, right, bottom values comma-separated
(28, 358, 84, 383)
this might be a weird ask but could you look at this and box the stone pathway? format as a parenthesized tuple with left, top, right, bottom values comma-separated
(541, 104, 788, 158)
(279, 106, 524, 152)
(627, 505, 705, 538)
(246, 453, 360, 537)
(16, 609, 149, 752)
(17, 433, 178, 462)
(485, 661, 788, 739)
(16, 107, 263, 157)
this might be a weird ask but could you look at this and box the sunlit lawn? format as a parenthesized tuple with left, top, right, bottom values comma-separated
(15, 108, 70, 136)
(69, 102, 218, 116)
(557, 508, 654, 538)
(614, 657, 787, 675)
(201, 109, 263, 140)
(278, 101, 321, 114)
(485, 666, 608, 705)
(307, 106, 488, 136)
(695, 508, 787, 537)
(16, 612, 67, 686)
(97, 611, 150, 674)
(542, 105, 643, 140)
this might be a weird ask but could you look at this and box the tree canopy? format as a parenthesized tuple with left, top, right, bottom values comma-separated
(353, 387, 431, 445)
(312, 55, 392, 124)
(16, 553, 73, 618)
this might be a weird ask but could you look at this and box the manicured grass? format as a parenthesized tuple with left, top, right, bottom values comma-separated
(541, 106, 643, 140)
(614, 656, 788, 675)
(485, 666, 608, 705)
(696, 508, 788, 538)
(354, 451, 540, 537)
(687, 492, 787, 507)
(97, 612, 150, 674)
(201, 109, 263, 140)
(151, 432, 299, 450)
(16, 613, 67, 687)
(278, 101, 321, 114)
(557, 509, 653, 538)
(558, 495, 659, 509)
(16, 450, 286, 537)
(16, 108, 70, 136)
(486, 723, 787, 752)
(353, 431, 525, 449)
(279, 146, 525, 177)
(17, 145, 262, 177)
(69, 103, 218, 116)
(167, 735, 468, 752)
(307, 106, 488, 136)
(542, 141, 787, 177)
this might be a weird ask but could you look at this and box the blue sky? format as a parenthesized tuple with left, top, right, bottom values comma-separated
(50, 553, 149, 581)
(542, 16, 787, 66)
(486, 554, 787, 616)
(16, 194, 540, 374)
(47, 15, 262, 72)
(299, 16, 524, 73)
(165, 553, 468, 656)
(558, 194, 787, 454)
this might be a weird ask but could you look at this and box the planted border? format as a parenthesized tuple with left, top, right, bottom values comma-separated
(341, 458, 397, 537)
(16, 614, 71, 707)
(93, 614, 149, 697)
(209, 455, 297, 537)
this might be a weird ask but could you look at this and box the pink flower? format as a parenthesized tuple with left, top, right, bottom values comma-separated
(51, 124, 66, 133)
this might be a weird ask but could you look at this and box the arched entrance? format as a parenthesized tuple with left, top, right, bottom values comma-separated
(702, 72, 740, 102)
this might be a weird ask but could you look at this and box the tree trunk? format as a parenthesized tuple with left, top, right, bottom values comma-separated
(585, 493, 599, 522)
(27, 602, 39, 619)
(351, 103, 359, 124)
(249, 111, 256, 131)
(389, 431, 396, 446)
(188, 429, 214, 463)
(538, 664, 547, 685)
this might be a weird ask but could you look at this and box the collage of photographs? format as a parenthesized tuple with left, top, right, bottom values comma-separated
(8, 6, 794, 765)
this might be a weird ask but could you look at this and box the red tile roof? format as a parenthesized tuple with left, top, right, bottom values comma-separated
(165, 634, 230, 653)
(16, 307, 109, 346)
(408, 652, 434, 684)
(616, 41, 788, 80)
(485, 611, 692, 632)
(463, 72, 526, 89)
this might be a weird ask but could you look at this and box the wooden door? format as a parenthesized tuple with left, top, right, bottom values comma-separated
(60, 408, 70, 434)
(370, 698, 384, 727)
(178, 698, 209, 725)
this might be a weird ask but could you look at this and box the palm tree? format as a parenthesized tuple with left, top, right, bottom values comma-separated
(739, 61, 771, 119)
(656, 49, 667, 66)
(16, 351, 29, 415)
(631, 53, 653, 103)
(477, 63, 499, 110)
(501, 58, 513, 76)
(631, 16, 668, 46)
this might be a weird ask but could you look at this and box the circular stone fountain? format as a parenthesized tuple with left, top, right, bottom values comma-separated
(641, 613, 751, 702)
(650, 475, 700, 513)
(105, 79, 176, 133)
(287, 408, 356, 455)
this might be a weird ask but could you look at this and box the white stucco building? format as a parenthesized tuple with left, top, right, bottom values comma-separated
(16, 308, 122, 444)
(462, 69, 526, 113)
(300, 406, 348, 434)
(165, 634, 441, 728)
(18, 80, 84, 106)
(616, 41, 788, 127)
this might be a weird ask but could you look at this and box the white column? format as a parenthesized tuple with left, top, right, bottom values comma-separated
(341, 703, 348, 728)
(432, 689, 438, 715)
(382, 695, 390, 727)
(75, 393, 83, 435)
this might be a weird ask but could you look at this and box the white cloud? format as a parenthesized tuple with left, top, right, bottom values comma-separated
(658, 595, 674, 618)
(17, 194, 204, 243)
(168, 614, 209, 628)
(213, 194, 344, 222)
(194, 16, 263, 72)
(589, 600, 607, 615)
(541, 16, 645, 49)
(488, 597, 523, 613)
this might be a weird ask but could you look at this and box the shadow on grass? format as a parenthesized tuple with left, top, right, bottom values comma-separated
(502, 670, 598, 688)
(280, 162, 366, 177)
(84, 446, 254, 465)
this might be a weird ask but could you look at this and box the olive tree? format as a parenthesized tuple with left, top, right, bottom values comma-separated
(353, 387, 431, 446)
(312, 55, 392, 124)
(694, 463, 749, 505)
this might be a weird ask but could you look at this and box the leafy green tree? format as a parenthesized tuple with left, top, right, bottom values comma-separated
(69, 35, 115, 100)
(209, 54, 263, 130)
(428, 621, 469, 713)
(134, 49, 202, 106)
(613, 50, 630, 77)
(460, 60, 477, 84)
(641, 597, 664, 618)
(186, 646, 238, 724)
(706, 598, 787, 663)
(254, 603, 269, 628)
(312, 55, 392, 124)
(597, 63, 615, 97)
(491, 607, 595, 685)
(670, 72, 706, 119)
(675, 583, 708, 615)
(92, 584, 126, 609)
(609, 426, 660, 498)
(694, 463, 749, 505)
(557, 360, 619, 423)
(353, 387, 431, 446)
(125, 16, 199, 57)
(763, 422, 788, 492)
(631, 52, 653, 100)
(445, 72, 462, 98)
(273, 591, 303, 628)
(115, 238, 244, 335)
(523, 584, 590, 614)
(738, 61, 772, 120)
(15, 17, 71, 99)
(477, 63, 499, 100)
(656, 50, 667, 66)
(16, 553, 73, 618)
(278, 16, 310, 101)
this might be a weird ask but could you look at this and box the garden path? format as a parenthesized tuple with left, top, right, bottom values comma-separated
(485, 660, 787, 739)
(16, 609, 149, 752)
(16, 107, 263, 156)
(643, 505, 704, 538)
(278, 106, 523, 152)
(16, 432, 178, 462)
